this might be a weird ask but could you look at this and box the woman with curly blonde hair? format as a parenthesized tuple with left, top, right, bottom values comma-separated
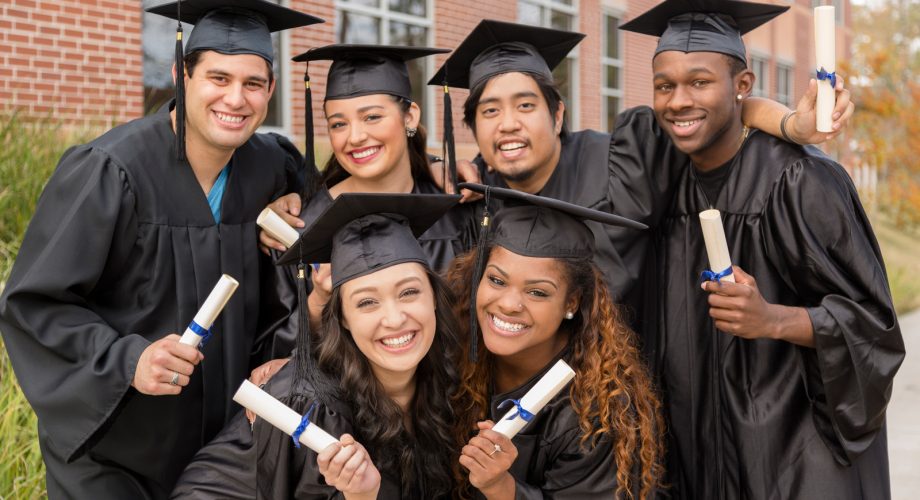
(445, 184, 664, 499)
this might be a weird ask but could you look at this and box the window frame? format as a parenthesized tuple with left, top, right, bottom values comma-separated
(749, 53, 770, 99)
(775, 60, 794, 107)
(600, 7, 624, 133)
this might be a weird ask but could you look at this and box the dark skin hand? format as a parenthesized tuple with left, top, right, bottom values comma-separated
(701, 266, 815, 347)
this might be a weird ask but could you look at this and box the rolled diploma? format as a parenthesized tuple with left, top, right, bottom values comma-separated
(179, 274, 240, 347)
(699, 209, 735, 283)
(257, 207, 300, 249)
(814, 5, 836, 133)
(491, 360, 576, 439)
(233, 380, 338, 453)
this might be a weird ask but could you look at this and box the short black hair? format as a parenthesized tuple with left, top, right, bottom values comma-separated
(726, 54, 747, 77)
(462, 71, 567, 136)
(184, 50, 275, 86)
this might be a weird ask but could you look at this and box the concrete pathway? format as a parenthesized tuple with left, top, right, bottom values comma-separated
(890, 308, 920, 499)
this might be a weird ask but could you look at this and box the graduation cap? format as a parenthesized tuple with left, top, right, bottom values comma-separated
(277, 193, 460, 287)
(458, 182, 646, 359)
(619, 0, 788, 63)
(146, 0, 324, 161)
(291, 45, 449, 192)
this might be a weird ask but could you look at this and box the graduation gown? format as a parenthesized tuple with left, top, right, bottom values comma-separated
(480, 348, 621, 499)
(172, 364, 409, 499)
(478, 107, 685, 319)
(644, 131, 904, 499)
(0, 105, 303, 498)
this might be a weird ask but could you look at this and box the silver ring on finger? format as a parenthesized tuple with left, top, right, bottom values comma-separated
(487, 443, 502, 457)
(170, 371, 180, 386)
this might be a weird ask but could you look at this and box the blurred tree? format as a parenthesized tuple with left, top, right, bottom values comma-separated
(844, 0, 920, 228)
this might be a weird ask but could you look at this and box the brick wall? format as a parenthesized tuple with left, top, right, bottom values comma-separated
(1, 0, 142, 127)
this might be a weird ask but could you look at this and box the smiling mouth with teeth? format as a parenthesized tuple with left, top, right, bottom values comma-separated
(351, 146, 380, 159)
(498, 142, 527, 152)
(491, 314, 528, 333)
(215, 112, 245, 124)
(674, 119, 701, 128)
(380, 332, 415, 348)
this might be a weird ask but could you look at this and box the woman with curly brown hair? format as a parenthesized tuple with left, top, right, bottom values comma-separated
(445, 184, 665, 499)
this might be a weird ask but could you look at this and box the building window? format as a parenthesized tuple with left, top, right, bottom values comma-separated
(336, 0, 433, 130)
(776, 63, 793, 107)
(141, 0, 289, 131)
(518, 0, 579, 128)
(750, 56, 769, 98)
(601, 12, 623, 133)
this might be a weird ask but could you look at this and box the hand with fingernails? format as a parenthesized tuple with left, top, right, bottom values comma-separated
(459, 420, 518, 498)
(132, 334, 203, 396)
(701, 265, 814, 347)
(317, 433, 381, 500)
(258, 192, 305, 254)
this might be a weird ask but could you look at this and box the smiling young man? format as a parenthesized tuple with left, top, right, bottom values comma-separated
(620, 1, 904, 498)
(431, 19, 852, 318)
(0, 1, 321, 498)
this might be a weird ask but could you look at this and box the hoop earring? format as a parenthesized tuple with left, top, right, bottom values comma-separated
(406, 127, 417, 138)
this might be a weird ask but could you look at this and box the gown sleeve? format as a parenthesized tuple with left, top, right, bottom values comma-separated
(510, 426, 618, 500)
(0, 146, 147, 462)
(762, 157, 904, 465)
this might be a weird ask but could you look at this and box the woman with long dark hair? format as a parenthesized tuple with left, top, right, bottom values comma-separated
(445, 184, 664, 499)
(173, 193, 462, 498)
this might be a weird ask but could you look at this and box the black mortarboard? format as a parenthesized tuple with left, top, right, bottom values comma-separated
(277, 193, 460, 288)
(146, 0, 324, 161)
(291, 45, 448, 188)
(428, 20, 584, 91)
(459, 183, 645, 359)
(620, 0, 788, 63)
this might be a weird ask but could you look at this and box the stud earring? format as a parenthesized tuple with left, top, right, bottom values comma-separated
(564, 311, 574, 320)
(736, 94, 743, 101)
(406, 127, 417, 138)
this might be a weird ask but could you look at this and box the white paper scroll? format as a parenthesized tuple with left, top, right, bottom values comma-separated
(492, 359, 576, 440)
(814, 5, 836, 133)
(699, 209, 735, 283)
(179, 274, 239, 347)
(257, 207, 300, 249)
(233, 380, 339, 453)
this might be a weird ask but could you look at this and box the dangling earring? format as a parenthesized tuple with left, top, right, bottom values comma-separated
(564, 311, 574, 320)
(406, 127, 417, 138)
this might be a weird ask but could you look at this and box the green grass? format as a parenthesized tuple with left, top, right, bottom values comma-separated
(0, 111, 92, 500)
(872, 216, 920, 315)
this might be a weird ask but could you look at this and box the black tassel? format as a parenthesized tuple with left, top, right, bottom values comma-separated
(443, 85, 458, 192)
(469, 187, 492, 362)
(174, 2, 186, 162)
(303, 66, 316, 196)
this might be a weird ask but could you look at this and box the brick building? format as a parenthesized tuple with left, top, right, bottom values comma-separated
(1, 0, 851, 160)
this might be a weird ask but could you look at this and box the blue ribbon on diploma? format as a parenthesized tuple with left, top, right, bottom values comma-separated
(700, 266, 733, 284)
(498, 398, 534, 422)
(291, 402, 317, 448)
(187, 320, 212, 347)
(816, 67, 837, 88)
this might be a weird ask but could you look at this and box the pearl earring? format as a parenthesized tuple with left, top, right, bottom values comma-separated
(736, 94, 743, 101)
(564, 311, 574, 320)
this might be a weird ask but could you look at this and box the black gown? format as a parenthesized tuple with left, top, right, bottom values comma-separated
(481, 346, 622, 499)
(478, 107, 685, 322)
(172, 364, 412, 499)
(643, 131, 904, 499)
(0, 105, 303, 499)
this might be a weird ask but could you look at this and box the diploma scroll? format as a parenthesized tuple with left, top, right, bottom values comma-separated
(257, 207, 300, 249)
(179, 274, 239, 347)
(492, 359, 576, 439)
(233, 380, 339, 453)
(699, 209, 735, 283)
(814, 6, 836, 133)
